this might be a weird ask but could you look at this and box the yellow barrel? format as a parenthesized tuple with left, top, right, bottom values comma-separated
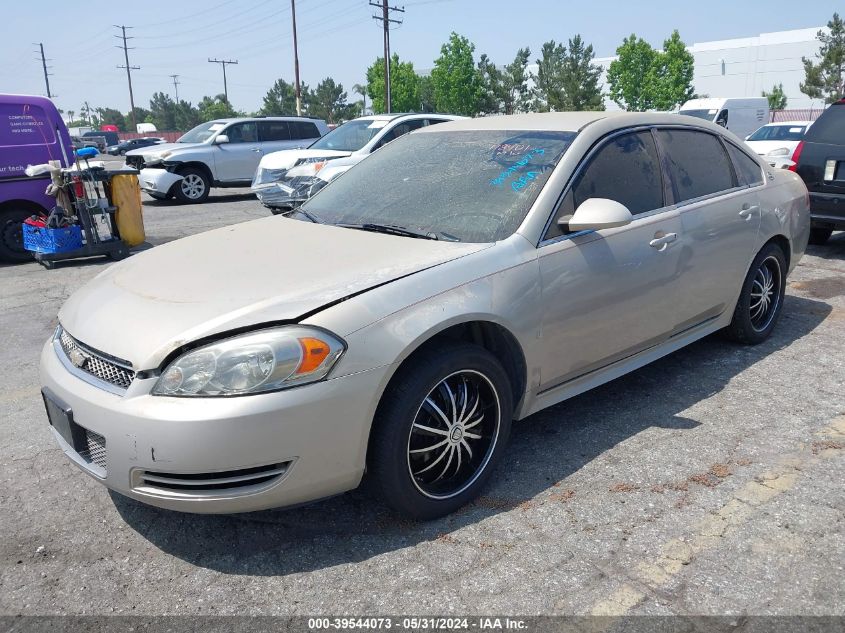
(111, 174, 145, 247)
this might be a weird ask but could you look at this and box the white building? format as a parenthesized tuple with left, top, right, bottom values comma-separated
(530, 27, 828, 113)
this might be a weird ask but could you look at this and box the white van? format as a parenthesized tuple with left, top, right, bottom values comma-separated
(679, 98, 769, 140)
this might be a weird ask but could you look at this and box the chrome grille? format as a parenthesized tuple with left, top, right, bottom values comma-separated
(78, 429, 107, 472)
(138, 463, 289, 493)
(58, 328, 135, 390)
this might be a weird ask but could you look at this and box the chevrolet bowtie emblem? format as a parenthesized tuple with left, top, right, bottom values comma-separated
(69, 348, 89, 368)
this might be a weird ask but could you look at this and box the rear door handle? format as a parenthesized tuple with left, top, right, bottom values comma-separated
(649, 232, 677, 250)
(739, 203, 759, 219)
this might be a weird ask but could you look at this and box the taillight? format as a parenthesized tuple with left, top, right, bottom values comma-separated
(788, 141, 805, 172)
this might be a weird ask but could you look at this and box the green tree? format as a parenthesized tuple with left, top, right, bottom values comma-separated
(126, 107, 152, 130)
(532, 41, 565, 111)
(198, 95, 237, 121)
(309, 77, 350, 124)
(559, 35, 604, 110)
(477, 53, 505, 114)
(97, 107, 126, 132)
(502, 47, 532, 114)
(607, 34, 658, 111)
(648, 30, 695, 110)
(352, 83, 368, 116)
(260, 78, 298, 115)
(149, 92, 178, 130)
(174, 101, 201, 131)
(801, 12, 845, 104)
(366, 54, 421, 113)
(763, 83, 788, 111)
(418, 75, 436, 112)
(431, 32, 484, 116)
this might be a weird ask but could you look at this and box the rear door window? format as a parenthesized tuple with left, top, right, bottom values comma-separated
(289, 121, 320, 140)
(259, 121, 291, 141)
(657, 129, 737, 203)
(725, 143, 764, 187)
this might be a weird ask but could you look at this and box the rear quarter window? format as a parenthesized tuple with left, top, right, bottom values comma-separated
(290, 121, 320, 140)
(804, 104, 845, 144)
(725, 143, 764, 187)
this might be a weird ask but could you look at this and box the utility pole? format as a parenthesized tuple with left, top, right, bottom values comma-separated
(370, 0, 404, 113)
(169, 74, 180, 102)
(291, 0, 302, 116)
(115, 25, 140, 132)
(34, 43, 54, 99)
(208, 58, 238, 104)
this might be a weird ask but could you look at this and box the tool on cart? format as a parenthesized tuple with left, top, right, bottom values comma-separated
(22, 149, 144, 269)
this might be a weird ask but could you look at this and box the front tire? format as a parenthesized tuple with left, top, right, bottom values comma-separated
(369, 344, 513, 520)
(725, 242, 787, 345)
(173, 167, 211, 203)
(808, 228, 833, 246)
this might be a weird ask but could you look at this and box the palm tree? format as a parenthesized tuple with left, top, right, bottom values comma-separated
(67, 110, 75, 125)
(352, 83, 368, 116)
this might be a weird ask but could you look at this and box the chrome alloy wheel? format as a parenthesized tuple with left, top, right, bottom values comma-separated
(406, 370, 501, 500)
(180, 173, 206, 200)
(749, 255, 782, 332)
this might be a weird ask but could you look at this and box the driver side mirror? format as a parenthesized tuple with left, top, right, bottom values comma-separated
(214, 134, 229, 144)
(562, 198, 633, 232)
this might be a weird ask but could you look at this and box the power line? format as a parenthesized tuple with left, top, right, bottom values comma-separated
(169, 74, 180, 102)
(115, 25, 140, 131)
(208, 58, 238, 103)
(34, 42, 54, 99)
(370, 0, 404, 113)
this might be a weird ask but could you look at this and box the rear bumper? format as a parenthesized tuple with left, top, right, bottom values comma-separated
(809, 191, 845, 229)
(138, 168, 183, 196)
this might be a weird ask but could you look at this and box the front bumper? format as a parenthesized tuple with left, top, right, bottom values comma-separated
(39, 337, 388, 513)
(809, 192, 845, 230)
(138, 167, 184, 197)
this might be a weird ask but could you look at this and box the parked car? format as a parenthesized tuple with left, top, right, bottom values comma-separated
(252, 113, 464, 212)
(679, 98, 769, 140)
(787, 100, 845, 245)
(0, 94, 74, 262)
(81, 130, 119, 151)
(106, 137, 164, 156)
(745, 121, 812, 166)
(70, 135, 98, 152)
(39, 112, 809, 519)
(126, 117, 329, 203)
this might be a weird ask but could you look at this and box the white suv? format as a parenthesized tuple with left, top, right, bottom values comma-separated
(252, 113, 464, 212)
(126, 117, 329, 203)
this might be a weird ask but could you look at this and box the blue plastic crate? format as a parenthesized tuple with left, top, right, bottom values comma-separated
(22, 223, 84, 254)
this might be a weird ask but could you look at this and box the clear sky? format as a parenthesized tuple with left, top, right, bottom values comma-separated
(2, 0, 840, 117)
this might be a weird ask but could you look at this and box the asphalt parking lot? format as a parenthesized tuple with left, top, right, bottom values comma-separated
(1, 183, 843, 617)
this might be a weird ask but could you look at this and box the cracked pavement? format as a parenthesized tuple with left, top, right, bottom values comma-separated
(1, 186, 843, 616)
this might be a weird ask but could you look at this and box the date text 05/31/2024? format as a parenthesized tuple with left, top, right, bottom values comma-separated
(307, 617, 528, 630)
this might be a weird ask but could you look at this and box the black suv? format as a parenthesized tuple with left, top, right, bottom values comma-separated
(794, 99, 845, 245)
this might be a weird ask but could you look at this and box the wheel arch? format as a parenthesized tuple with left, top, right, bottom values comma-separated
(172, 161, 214, 184)
(0, 198, 49, 215)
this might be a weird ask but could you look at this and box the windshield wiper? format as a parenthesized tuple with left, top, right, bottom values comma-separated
(280, 207, 323, 224)
(337, 223, 441, 240)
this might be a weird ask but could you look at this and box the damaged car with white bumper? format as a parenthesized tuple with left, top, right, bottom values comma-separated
(41, 112, 809, 520)
(252, 113, 463, 213)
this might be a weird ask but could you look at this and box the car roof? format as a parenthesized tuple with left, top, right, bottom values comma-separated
(761, 121, 813, 127)
(210, 116, 326, 124)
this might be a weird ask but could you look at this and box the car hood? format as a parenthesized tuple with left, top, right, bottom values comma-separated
(59, 217, 489, 368)
(259, 148, 351, 170)
(125, 142, 200, 158)
(745, 139, 799, 156)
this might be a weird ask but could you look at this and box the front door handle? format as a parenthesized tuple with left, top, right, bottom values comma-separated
(251, 148, 262, 153)
(649, 232, 677, 250)
(739, 203, 759, 219)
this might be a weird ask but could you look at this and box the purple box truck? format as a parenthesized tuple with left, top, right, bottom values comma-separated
(0, 94, 73, 262)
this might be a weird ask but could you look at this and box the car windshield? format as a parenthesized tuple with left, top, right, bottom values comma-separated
(178, 121, 226, 143)
(748, 124, 807, 141)
(308, 119, 385, 152)
(679, 109, 717, 121)
(302, 130, 577, 243)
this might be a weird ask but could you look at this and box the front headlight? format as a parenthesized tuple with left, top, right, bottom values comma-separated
(152, 326, 345, 397)
(765, 147, 790, 157)
(252, 167, 287, 189)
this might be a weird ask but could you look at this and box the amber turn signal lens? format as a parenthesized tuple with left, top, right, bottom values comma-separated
(297, 337, 331, 374)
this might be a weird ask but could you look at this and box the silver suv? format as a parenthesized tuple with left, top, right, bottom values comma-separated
(126, 117, 329, 203)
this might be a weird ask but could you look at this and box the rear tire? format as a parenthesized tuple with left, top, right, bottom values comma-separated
(0, 208, 37, 263)
(173, 167, 211, 204)
(369, 344, 513, 520)
(724, 242, 787, 345)
(808, 228, 833, 246)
